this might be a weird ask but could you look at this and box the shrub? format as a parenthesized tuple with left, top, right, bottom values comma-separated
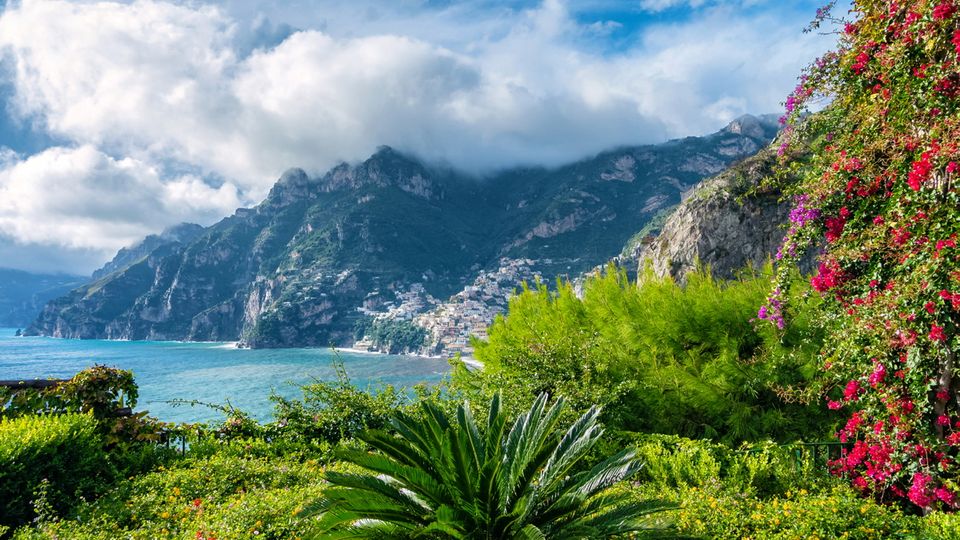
(269, 361, 405, 445)
(0, 366, 169, 468)
(629, 433, 830, 497)
(670, 485, 919, 539)
(770, 0, 960, 507)
(0, 365, 137, 421)
(459, 266, 832, 444)
(13, 444, 326, 540)
(0, 413, 110, 528)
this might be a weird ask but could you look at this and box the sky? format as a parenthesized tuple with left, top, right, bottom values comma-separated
(0, 0, 843, 275)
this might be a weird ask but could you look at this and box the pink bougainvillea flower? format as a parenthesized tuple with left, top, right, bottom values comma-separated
(930, 323, 947, 342)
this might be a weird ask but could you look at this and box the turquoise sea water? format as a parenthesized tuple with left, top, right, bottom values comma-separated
(0, 328, 450, 424)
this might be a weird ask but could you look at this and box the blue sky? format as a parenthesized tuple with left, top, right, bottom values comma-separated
(0, 0, 843, 274)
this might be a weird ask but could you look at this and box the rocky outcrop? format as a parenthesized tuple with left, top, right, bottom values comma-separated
(633, 144, 792, 282)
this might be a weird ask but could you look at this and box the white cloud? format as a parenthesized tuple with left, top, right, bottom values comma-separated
(0, 145, 240, 256)
(0, 0, 836, 273)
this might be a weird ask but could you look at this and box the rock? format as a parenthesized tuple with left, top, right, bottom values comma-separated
(633, 143, 806, 283)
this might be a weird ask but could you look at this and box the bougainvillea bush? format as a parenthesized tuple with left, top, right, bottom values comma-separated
(771, 0, 960, 512)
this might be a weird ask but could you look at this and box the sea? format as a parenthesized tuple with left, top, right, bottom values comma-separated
(0, 328, 451, 424)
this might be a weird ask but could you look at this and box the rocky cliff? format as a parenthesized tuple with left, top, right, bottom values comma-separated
(27, 115, 780, 348)
(631, 141, 803, 282)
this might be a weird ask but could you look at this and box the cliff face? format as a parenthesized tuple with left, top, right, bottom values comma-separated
(28, 115, 780, 348)
(632, 143, 804, 282)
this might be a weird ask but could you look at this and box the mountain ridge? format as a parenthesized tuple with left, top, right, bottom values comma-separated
(26, 114, 780, 351)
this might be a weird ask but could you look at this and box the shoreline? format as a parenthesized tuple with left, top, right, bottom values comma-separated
(335, 346, 481, 368)
(6, 329, 482, 367)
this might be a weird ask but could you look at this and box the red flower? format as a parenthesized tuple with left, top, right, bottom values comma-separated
(936, 237, 956, 255)
(937, 487, 957, 507)
(811, 261, 843, 292)
(851, 51, 871, 74)
(909, 473, 934, 507)
(935, 76, 960, 97)
(844, 379, 863, 402)
(892, 227, 912, 246)
(934, 2, 957, 21)
(938, 415, 952, 427)
(908, 152, 933, 190)
(930, 324, 948, 342)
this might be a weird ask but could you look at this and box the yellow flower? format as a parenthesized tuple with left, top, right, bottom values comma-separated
(160, 511, 170, 519)
(172, 487, 181, 496)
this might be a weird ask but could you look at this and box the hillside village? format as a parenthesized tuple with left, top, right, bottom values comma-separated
(353, 258, 541, 357)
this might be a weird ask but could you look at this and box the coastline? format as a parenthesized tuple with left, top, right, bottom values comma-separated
(335, 345, 482, 369)
(6, 329, 483, 368)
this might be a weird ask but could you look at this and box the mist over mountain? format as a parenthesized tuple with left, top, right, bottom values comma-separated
(26, 114, 779, 350)
(0, 269, 85, 327)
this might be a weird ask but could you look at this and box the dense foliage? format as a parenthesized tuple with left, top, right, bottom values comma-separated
(13, 440, 326, 540)
(269, 360, 406, 445)
(457, 266, 832, 444)
(1, 365, 137, 421)
(628, 435, 960, 538)
(312, 393, 673, 539)
(354, 317, 428, 354)
(771, 0, 960, 510)
(0, 413, 108, 529)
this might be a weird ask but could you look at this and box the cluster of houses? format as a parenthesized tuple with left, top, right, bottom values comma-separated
(354, 259, 541, 358)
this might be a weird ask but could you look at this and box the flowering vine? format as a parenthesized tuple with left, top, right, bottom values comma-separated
(768, 0, 960, 512)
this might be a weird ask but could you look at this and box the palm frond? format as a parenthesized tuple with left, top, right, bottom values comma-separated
(312, 392, 675, 539)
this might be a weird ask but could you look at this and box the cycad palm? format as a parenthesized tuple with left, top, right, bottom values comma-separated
(310, 393, 674, 539)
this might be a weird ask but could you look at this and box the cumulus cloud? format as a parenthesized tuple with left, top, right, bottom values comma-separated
(0, 0, 836, 273)
(0, 145, 239, 256)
